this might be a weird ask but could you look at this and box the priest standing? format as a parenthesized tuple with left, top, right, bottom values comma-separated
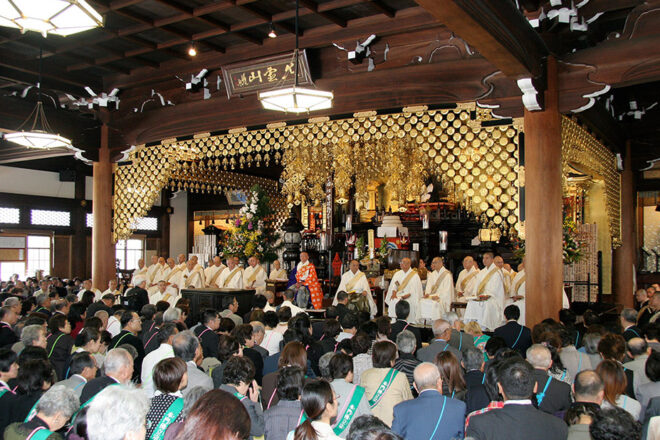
(295, 251, 324, 309)
(243, 256, 267, 293)
(463, 252, 506, 331)
(421, 257, 454, 321)
(385, 257, 423, 323)
(333, 259, 377, 316)
(216, 256, 244, 289)
(204, 256, 226, 288)
(130, 259, 148, 287)
(455, 256, 479, 300)
(494, 256, 513, 295)
(145, 255, 160, 287)
(508, 262, 526, 325)
(174, 259, 205, 289)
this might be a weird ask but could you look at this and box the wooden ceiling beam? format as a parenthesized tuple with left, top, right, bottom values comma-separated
(413, 0, 548, 79)
(370, 0, 396, 18)
(298, 0, 347, 27)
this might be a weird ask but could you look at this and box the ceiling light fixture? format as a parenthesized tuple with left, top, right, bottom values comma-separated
(4, 45, 73, 150)
(188, 42, 197, 57)
(0, 0, 103, 37)
(258, 0, 332, 113)
(268, 22, 277, 39)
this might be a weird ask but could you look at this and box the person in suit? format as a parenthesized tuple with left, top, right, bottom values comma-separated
(171, 330, 213, 399)
(590, 407, 641, 440)
(334, 291, 351, 323)
(194, 309, 220, 359)
(393, 362, 465, 439)
(56, 351, 98, 400)
(264, 366, 305, 440)
(45, 313, 74, 381)
(85, 294, 115, 320)
(444, 311, 475, 353)
(417, 319, 462, 363)
(122, 278, 149, 313)
(232, 324, 265, 384)
(558, 327, 593, 381)
(622, 308, 644, 342)
(623, 337, 651, 392)
(462, 347, 490, 414)
(0, 306, 18, 348)
(526, 344, 572, 415)
(635, 351, 660, 416)
(466, 357, 568, 440)
(110, 310, 145, 382)
(493, 305, 532, 357)
(79, 347, 133, 405)
(390, 301, 422, 351)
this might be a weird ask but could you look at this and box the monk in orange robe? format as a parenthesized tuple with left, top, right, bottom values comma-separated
(294, 251, 323, 309)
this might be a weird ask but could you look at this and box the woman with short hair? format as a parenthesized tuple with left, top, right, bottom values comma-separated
(173, 389, 251, 440)
(262, 342, 308, 409)
(145, 357, 188, 440)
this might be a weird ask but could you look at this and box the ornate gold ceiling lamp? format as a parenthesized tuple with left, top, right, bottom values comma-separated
(258, 0, 333, 113)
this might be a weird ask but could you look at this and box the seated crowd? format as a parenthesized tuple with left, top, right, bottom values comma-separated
(1, 275, 660, 440)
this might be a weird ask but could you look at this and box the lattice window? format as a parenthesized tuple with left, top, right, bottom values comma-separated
(133, 217, 158, 231)
(30, 210, 71, 227)
(27, 236, 51, 277)
(0, 207, 20, 224)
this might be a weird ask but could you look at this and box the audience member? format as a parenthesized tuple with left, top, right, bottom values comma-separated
(193, 309, 220, 359)
(599, 332, 636, 397)
(590, 407, 642, 440)
(56, 351, 98, 399)
(444, 311, 475, 353)
(393, 330, 421, 390)
(80, 347, 133, 404)
(389, 301, 422, 350)
(171, 330, 212, 399)
(597, 359, 641, 420)
(86, 384, 149, 440)
(141, 322, 178, 397)
(174, 388, 251, 440)
(623, 308, 644, 341)
(435, 351, 466, 401)
(110, 310, 145, 381)
(625, 338, 652, 392)
(328, 353, 371, 437)
(45, 313, 74, 381)
(526, 344, 572, 414)
(145, 357, 187, 439)
(262, 311, 284, 355)
(559, 326, 593, 381)
(417, 319, 462, 362)
(636, 351, 660, 416)
(463, 346, 490, 413)
(290, 379, 341, 440)
(211, 334, 241, 387)
(220, 355, 264, 438)
(262, 341, 308, 409)
(264, 366, 305, 440)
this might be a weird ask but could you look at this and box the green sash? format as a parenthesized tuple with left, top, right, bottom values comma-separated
(24, 398, 40, 422)
(233, 391, 247, 402)
(333, 385, 365, 435)
(26, 427, 52, 440)
(71, 383, 120, 423)
(0, 389, 7, 398)
(149, 398, 184, 440)
(112, 332, 131, 349)
(47, 334, 64, 358)
(368, 369, 398, 408)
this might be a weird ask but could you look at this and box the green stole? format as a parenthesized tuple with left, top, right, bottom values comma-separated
(368, 369, 399, 408)
(333, 385, 366, 435)
(149, 397, 184, 440)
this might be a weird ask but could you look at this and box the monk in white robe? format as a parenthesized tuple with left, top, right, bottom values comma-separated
(333, 259, 377, 317)
(173, 260, 205, 289)
(508, 263, 526, 325)
(175, 254, 187, 271)
(216, 257, 244, 289)
(244, 256, 267, 293)
(102, 279, 121, 303)
(146, 255, 160, 286)
(464, 252, 506, 331)
(204, 256, 226, 288)
(130, 258, 148, 288)
(150, 280, 180, 308)
(79, 279, 103, 302)
(455, 256, 479, 300)
(421, 257, 454, 321)
(385, 258, 423, 323)
(148, 258, 175, 295)
(269, 260, 288, 280)
(494, 256, 514, 295)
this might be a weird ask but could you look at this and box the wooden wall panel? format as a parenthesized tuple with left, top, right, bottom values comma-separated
(53, 235, 72, 278)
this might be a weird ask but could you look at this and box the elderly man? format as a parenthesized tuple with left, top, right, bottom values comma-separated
(455, 256, 479, 300)
(145, 255, 160, 287)
(621, 308, 643, 341)
(80, 348, 134, 404)
(464, 252, 506, 331)
(174, 259, 205, 289)
(0, 307, 18, 348)
(636, 288, 650, 311)
(146, 257, 168, 292)
(269, 259, 287, 280)
(623, 337, 651, 392)
(294, 251, 323, 309)
(34, 293, 51, 316)
(78, 279, 103, 302)
(494, 256, 513, 294)
(110, 310, 145, 381)
(86, 385, 149, 440)
(334, 259, 376, 317)
(421, 257, 454, 321)
(385, 258, 423, 323)
(56, 352, 98, 399)
(102, 279, 122, 299)
(172, 330, 213, 399)
(150, 280, 179, 308)
(122, 278, 149, 312)
(639, 294, 660, 330)
(417, 319, 462, 362)
(392, 362, 466, 440)
(394, 330, 421, 389)
(130, 259, 148, 287)
(216, 256, 244, 289)
(4, 385, 79, 438)
(175, 253, 186, 269)
(244, 256, 267, 293)
(204, 256, 226, 288)
(508, 262, 526, 325)
(567, 370, 605, 440)
(526, 344, 572, 415)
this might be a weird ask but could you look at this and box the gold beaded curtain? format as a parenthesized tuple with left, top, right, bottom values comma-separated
(113, 104, 523, 242)
(561, 116, 622, 247)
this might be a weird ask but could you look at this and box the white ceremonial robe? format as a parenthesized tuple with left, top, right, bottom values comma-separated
(243, 265, 267, 293)
(421, 267, 455, 320)
(562, 288, 570, 309)
(78, 288, 103, 302)
(151, 264, 169, 284)
(130, 266, 148, 287)
(174, 267, 205, 289)
(507, 269, 526, 325)
(150, 289, 180, 308)
(269, 268, 288, 280)
(385, 269, 423, 323)
(333, 270, 377, 317)
(463, 264, 506, 331)
(216, 267, 244, 289)
(501, 269, 514, 296)
(204, 264, 226, 288)
(455, 266, 479, 300)
(146, 264, 160, 286)
(148, 266, 173, 296)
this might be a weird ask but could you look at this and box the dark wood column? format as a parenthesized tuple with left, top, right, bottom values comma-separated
(71, 167, 87, 278)
(613, 141, 635, 308)
(160, 189, 170, 258)
(524, 56, 564, 326)
(92, 124, 116, 290)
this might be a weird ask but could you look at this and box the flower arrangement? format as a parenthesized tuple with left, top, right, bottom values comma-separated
(222, 185, 283, 263)
(508, 217, 586, 265)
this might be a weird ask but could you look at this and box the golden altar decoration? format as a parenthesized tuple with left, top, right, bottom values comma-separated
(112, 104, 525, 242)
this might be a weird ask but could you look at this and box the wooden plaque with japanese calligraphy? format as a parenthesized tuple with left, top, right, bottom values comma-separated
(221, 50, 313, 99)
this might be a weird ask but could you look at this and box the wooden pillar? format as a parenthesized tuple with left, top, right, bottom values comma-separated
(92, 124, 116, 290)
(524, 56, 564, 326)
(160, 190, 170, 258)
(71, 168, 87, 278)
(613, 141, 635, 308)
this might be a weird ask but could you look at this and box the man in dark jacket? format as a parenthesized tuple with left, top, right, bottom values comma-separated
(109, 311, 144, 382)
(121, 279, 149, 313)
(526, 344, 572, 415)
(493, 305, 532, 356)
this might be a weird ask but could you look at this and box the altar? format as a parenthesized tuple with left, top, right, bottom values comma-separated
(181, 287, 256, 322)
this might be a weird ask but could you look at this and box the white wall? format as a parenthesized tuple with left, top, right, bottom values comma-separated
(0, 165, 75, 198)
(169, 191, 188, 257)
